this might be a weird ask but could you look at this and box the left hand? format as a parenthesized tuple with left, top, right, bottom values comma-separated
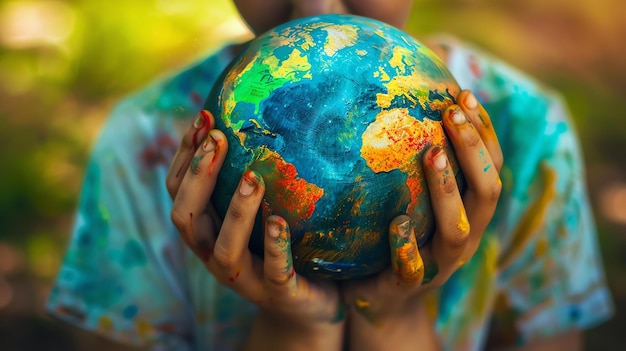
(165, 110, 344, 350)
(340, 90, 503, 347)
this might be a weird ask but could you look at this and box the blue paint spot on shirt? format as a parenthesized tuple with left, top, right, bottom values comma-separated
(123, 304, 138, 320)
(569, 305, 581, 322)
(121, 239, 148, 269)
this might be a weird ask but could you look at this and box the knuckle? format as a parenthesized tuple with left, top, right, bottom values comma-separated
(475, 174, 502, 204)
(484, 177, 503, 203)
(170, 208, 190, 235)
(212, 243, 237, 270)
(265, 269, 293, 286)
(226, 203, 247, 223)
(165, 177, 178, 197)
(466, 130, 481, 148)
(493, 152, 504, 171)
(441, 176, 459, 195)
(180, 132, 194, 150)
(447, 227, 470, 249)
(265, 246, 285, 259)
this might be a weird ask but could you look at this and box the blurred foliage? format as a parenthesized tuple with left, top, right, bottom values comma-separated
(0, 0, 625, 350)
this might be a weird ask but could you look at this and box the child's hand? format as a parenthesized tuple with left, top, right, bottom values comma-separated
(340, 90, 503, 350)
(165, 111, 344, 349)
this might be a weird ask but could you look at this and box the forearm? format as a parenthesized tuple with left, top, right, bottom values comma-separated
(245, 310, 345, 351)
(347, 303, 441, 351)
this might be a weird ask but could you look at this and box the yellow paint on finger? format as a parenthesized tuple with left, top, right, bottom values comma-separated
(457, 205, 470, 234)
(354, 297, 383, 327)
(355, 297, 370, 309)
(395, 241, 424, 283)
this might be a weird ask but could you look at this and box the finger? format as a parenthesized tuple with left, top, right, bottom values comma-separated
(456, 90, 503, 171)
(423, 146, 469, 285)
(170, 129, 227, 256)
(443, 106, 501, 261)
(388, 215, 424, 285)
(263, 216, 297, 291)
(166, 110, 214, 199)
(210, 170, 266, 286)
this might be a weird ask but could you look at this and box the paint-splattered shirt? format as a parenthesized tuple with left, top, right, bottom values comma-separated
(47, 36, 613, 351)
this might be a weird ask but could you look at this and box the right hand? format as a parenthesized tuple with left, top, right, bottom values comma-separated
(165, 110, 343, 335)
(339, 90, 503, 350)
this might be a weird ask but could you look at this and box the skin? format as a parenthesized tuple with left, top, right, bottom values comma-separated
(165, 0, 582, 350)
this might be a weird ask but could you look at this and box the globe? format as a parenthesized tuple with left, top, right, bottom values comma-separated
(206, 14, 464, 280)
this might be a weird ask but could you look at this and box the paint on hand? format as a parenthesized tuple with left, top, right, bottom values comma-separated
(478, 148, 492, 174)
(390, 219, 424, 283)
(457, 205, 470, 234)
(190, 154, 205, 175)
(191, 110, 213, 148)
(354, 297, 382, 327)
(421, 260, 439, 286)
(332, 303, 346, 323)
(267, 217, 297, 287)
(228, 269, 241, 283)
(394, 241, 424, 283)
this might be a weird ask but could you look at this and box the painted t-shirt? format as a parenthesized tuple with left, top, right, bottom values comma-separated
(47, 36, 613, 351)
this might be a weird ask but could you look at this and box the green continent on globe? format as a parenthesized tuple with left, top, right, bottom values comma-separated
(206, 14, 464, 280)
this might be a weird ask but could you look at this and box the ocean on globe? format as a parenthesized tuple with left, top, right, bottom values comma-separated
(206, 14, 464, 279)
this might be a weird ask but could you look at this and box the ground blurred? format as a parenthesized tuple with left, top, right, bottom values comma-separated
(0, 0, 624, 350)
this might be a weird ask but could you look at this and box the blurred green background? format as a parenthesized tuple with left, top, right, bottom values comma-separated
(0, 0, 624, 350)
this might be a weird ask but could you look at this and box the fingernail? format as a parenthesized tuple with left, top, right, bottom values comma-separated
(431, 147, 448, 170)
(464, 93, 478, 109)
(239, 170, 260, 197)
(202, 132, 216, 152)
(451, 107, 467, 125)
(397, 219, 412, 238)
(267, 220, 281, 238)
(193, 111, 207, 129)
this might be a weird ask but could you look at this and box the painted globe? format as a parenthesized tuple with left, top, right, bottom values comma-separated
(206, 14, 464, 279)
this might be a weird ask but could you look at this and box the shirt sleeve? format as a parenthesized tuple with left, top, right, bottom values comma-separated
(442, 38, 615, 346)
(493, 94, 614, 345)
(46, 88, 196, 349)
